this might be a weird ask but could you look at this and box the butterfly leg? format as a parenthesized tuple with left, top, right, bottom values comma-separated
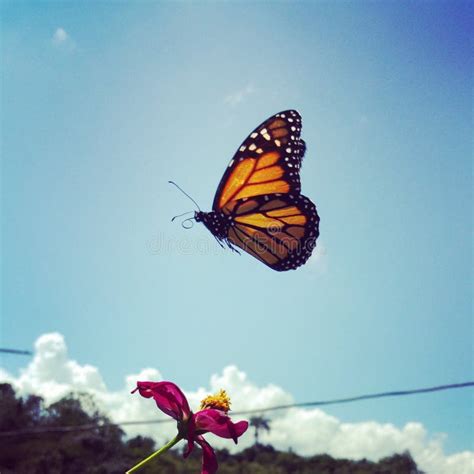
(213, 235, 225, 250)
(226, 239, 241, 255)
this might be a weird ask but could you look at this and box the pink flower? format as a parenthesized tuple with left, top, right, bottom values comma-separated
(133, 381, 248, 474)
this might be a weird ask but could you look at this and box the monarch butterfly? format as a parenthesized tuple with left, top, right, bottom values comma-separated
(173, 110, 320, 271)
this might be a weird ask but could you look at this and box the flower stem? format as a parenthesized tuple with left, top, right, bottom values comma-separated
(126, 435, 182, 473)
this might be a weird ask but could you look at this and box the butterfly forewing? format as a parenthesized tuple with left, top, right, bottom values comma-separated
(225, 194, 320, 271)
(212, 110, 306, 211)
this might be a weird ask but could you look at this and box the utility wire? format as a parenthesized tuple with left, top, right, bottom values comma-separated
(231, 381, 474, 415)
(0, 348, 33, 356)
(0, 381, 472, 438)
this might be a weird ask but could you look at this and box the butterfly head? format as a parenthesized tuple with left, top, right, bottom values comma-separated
(195, 210, 228, 240)
(194, 211, 205, 223)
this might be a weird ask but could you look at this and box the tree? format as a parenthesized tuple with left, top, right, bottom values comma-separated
(0, 384, 423, 473)
(249, 416, 271, 445)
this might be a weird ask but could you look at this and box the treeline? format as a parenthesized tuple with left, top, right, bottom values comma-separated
(0, 384, 422, 473)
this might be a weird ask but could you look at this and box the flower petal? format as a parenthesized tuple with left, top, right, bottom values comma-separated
(194, 409, 248, 443)
(196, 436, 218, 474)
(183, 417, 196, 458)
(135, 381, 191, 421)
(183, 438, 195, 459)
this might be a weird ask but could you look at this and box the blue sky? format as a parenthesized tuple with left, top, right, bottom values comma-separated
(2, 0, 472, 460)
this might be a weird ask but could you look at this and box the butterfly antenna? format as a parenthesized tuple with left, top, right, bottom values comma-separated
(168, 181, 201, 211)
(181, 217, 195, 229)
(171, 211, 194, 222)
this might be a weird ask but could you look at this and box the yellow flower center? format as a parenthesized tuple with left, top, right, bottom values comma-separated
(200, 389, 231, 413)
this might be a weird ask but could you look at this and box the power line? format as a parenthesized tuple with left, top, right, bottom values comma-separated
(0, 348, 33, 356)
(1, 380, 472, 438)
(232, 381, 474, 415)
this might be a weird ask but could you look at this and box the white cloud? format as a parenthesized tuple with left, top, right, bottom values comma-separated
(52, 27, 75, 50)
(1, 332, 473, 474)
(224, 84, 255, 107)
(52, 28, 68, 44)
(306, 241, 327, 275)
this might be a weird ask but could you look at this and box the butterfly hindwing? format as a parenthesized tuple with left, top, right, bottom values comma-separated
(224, 193, 320, 271)
(212, 110, 306, 211)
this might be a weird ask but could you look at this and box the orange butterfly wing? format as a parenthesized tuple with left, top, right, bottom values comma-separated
(224, 194, 320, 271)
(195, 109, 320, 271)
(212, 110, 305, 211)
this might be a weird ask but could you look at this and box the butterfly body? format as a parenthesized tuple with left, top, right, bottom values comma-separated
(195, 110, 320, 271)
(194, 210, 229, 241)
